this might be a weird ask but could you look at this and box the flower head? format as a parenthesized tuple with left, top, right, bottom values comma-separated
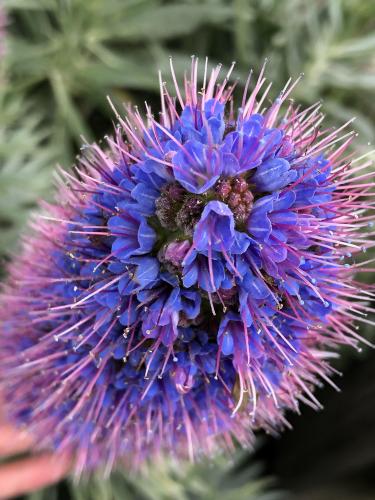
(0, 58, 374, 473)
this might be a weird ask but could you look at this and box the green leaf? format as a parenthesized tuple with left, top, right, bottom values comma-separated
(114, 4, 233, 41)
(330, 33, 375, 58)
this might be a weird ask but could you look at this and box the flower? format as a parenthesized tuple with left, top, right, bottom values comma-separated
(0, 58, 374, 474)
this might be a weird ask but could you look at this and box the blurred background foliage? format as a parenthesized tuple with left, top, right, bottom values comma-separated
(29, 455, 280, 500)
(0, 0, 374, 498)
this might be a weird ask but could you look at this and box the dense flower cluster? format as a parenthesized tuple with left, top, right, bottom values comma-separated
(0, 59, 374, 473)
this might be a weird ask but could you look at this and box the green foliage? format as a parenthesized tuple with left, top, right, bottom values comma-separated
(28, 455, 281, 500)
(4, 0, 233, 162)
(229, 0, 375, 144)
(0, 89, 58, 260)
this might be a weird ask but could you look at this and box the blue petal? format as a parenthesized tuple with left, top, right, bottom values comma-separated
(197, 257, 225, 292)
(111, 237, 134, 260)
(273, 190, 296, 211)
(131, 183, 159, 215)
(194, 201, 234, 252)
(242, 114, 264, 136)
(252, 158, 297, 192)
(182, 261, 199, 288)
(242, 272, 270, 299)
(137, 220, 156, 254)
(193, 201, 249, 255)
(172, 140, 222, 194)
(221, 332, 234, 356)
(127, 256, 160, 288)
(247, 211, 272, 241)
(181, 290, 201, 319)
(222, 152, 240, 176)
(204, 99, 225, 120)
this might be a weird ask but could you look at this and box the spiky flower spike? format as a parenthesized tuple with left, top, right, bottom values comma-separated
(1, 59, 374, 474)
